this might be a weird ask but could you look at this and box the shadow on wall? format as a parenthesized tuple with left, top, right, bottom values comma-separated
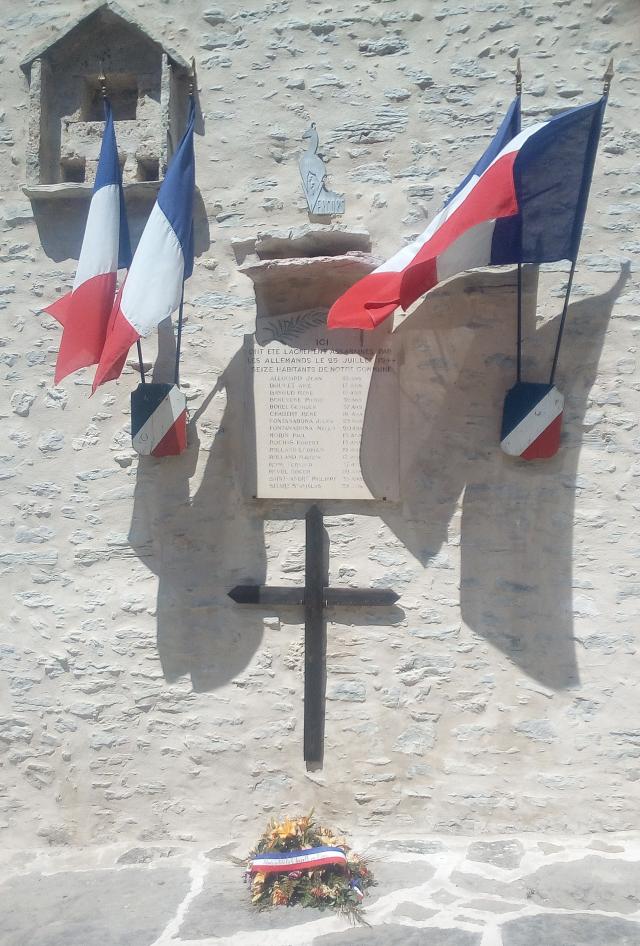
(372, 262, 630, 690)
(127, 329, 405, 693)
(128, 262, 628, 694)
(128, 354, 267, 692)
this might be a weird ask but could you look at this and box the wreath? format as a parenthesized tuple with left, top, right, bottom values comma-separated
(245, 812, 374, 923)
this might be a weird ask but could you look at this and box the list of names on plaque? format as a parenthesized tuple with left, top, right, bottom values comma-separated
(246, 322, 399, 500)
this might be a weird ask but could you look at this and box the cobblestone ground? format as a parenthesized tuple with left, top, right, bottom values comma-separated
(1, 834, 640, 945)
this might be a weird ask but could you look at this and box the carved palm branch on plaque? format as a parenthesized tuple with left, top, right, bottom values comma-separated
(259, 310, 326, 344)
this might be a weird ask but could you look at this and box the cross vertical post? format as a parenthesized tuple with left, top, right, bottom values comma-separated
(304, 505, 326, 764)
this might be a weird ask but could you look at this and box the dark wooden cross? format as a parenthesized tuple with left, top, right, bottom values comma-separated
(229, 505, 399, 764)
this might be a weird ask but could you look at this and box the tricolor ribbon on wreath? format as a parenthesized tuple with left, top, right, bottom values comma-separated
(328, 59, 614, 462)
(248, 846, 348, 876)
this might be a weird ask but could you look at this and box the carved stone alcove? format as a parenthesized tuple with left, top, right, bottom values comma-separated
(20, 0, 191, 201)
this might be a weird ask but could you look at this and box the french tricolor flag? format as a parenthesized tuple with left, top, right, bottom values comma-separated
(93, 99, 196, 391)
(42, 100, 130, 383)
(328, 98, 606, 330)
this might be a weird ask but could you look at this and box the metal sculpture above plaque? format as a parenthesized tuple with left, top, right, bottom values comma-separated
(299, 123, 345, 216)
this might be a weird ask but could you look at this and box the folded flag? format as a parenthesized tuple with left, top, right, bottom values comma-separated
(92, 98, 196, 391)
(501, 382, 565, 460)
(328, 97, 606, 330)
(42, 99, 130, 383)
(249, 846, 348, 876)
(131, 382, 187, 457)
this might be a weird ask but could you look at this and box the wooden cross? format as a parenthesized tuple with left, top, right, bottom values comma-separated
(229, 506, 399, 764)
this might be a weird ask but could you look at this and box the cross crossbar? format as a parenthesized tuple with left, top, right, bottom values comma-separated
(228, 586, 398, 608)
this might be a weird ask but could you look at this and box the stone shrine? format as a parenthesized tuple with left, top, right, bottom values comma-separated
(21, 1, 191, 195)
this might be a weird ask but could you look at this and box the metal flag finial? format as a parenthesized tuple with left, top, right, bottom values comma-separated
(603, 57, 614, 95)
(189, 57, 196, 96)
(515, 57, 522, 96)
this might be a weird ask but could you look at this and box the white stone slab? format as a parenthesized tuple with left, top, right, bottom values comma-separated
(246, 312, 399, 500)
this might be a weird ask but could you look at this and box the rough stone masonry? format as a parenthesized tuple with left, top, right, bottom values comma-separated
(0, 0, 639, 869)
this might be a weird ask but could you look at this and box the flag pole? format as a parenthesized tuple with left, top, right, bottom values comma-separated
(174, 285, 185, 387)
(174, 58, 196, 389)
(549, 58, 613, 385)
(100, 63, 146, 386)
(515, 58, 523, 384)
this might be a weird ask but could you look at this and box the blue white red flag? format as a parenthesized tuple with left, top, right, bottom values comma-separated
(328, 98, 605, 330)
(249, 846, 348, 875)
(42, 100, 130, 382)
(500, 382, 565, 460)
(93, 98, 196, 391)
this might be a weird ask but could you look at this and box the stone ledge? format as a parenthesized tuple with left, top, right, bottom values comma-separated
(240, 251, 382, 317)
(232, 225, 373, 264)
(22, 181, 162, 201)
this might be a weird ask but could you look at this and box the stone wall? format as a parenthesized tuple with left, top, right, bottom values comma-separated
(1, 0, 638, 849)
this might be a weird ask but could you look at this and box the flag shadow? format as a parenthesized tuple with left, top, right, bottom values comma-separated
(128, 355, 269, 692)
(363, 262, 629, 689)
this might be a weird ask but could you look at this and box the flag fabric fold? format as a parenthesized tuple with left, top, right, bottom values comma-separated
(328, 97, 605, 331)
(93, 99, 196, 391)
(42, 100, 130, 383)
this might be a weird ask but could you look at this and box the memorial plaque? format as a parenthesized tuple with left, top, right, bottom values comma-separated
(245, 311, 399, 500)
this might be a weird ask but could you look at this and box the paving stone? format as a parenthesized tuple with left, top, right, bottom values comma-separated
(392, 902, 439, 920)
(178, 863, 311, 938)
(368, 839, 444, 855)
(501, 913, 640, 946)
(467, 839, 524, 869)
(462, 898, 524, 914)
(116, 846, 178, 864)
(432, 887, 459, 904)
(450, 870, 518, 900)
(537, 842, 565, 854)
(313, 925, 482, 946)
(0, 866, 190, 946)
(366, 860, 436, 903)
(516, 856, 640, 914)
(588, 840, 626, 853)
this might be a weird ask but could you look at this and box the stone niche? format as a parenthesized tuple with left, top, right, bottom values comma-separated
(20, 1, 190, 199)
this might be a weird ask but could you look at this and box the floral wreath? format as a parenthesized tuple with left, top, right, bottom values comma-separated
(244, 812, 374, 923)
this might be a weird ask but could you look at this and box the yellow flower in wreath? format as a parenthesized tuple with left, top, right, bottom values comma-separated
(270, 817, 299, 842)
(272, 884, 290, 906)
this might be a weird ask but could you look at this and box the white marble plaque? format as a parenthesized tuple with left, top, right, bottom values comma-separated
(246, 312, 399, 500)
